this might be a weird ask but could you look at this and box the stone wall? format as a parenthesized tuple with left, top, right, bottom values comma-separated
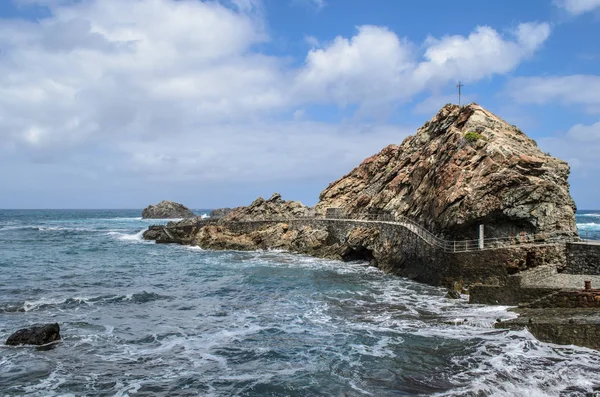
(563, 243, 600, 274)
(469, 284, 557, 306)
(497, 319, 600, 350)
(527, 289, 600, 308)
(145, 219, 566, 293)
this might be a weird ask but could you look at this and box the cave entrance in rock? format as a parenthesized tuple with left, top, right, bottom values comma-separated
(341, 246, 374, 262)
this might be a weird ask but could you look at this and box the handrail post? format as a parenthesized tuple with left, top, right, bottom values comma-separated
(478, 224, 484, 250)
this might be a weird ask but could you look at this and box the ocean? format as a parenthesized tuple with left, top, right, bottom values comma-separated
(1, 209, 600, 396)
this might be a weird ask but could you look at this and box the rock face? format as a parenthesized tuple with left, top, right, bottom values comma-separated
(209, 208, 233, 218)
(142, 200, 195, 219)
(6, 323, 61, 346)
(220, 193, 311, 222)
(316, 104, 577, 239)
(143, 103, 579, 289)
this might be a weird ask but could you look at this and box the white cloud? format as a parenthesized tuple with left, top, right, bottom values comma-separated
(292, 0, 326, 12)
(296, 23, 550, 111)
(415, 23, 550, 86)
(506, 75, 600, 112)
(567, 121, 600, 141)
(537, 121, 600, 181)
(296, 25, 416, 108)
(556, 0, 600, 15)
(304, 35, 320, 48)
(115, 121, 412, 183)
(413, 94, 464, 115)
(0, 0, 552, 207)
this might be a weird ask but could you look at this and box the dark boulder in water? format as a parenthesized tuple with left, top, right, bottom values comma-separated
(445, 290, 462, 299)
(6, 323, 61, 346)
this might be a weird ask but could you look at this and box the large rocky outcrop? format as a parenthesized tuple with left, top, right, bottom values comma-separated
(316, 104, 577, 240)
(143, 104, 579, 288)
(220, 193, 311, 222)
(142, 200, 195, 219)
(209, 208, 233, 218)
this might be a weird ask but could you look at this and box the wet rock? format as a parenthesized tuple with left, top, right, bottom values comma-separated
(445, 290, 461, 299)
(6, 323, 61, 346)
(498, 308, 600, 350)
(142, 200, 195, 219)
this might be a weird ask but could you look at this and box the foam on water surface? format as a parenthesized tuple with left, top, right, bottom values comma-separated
(2, 209, 600, 396)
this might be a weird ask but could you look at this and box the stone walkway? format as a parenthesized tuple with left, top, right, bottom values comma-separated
(519, 264, 600, 289)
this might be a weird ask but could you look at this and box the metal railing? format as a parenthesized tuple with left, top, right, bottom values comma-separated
(318, 213, 577, 253)
(153, 212, 578, 253)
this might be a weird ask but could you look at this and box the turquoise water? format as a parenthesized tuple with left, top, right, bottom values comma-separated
(1, 209, 600, 396)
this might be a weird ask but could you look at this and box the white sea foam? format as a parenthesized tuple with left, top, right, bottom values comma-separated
(434, 328, 600, 396)
(107, 229, 147, 242)
(577, 222, 600, 228)
(37, 226, 99, 233)
(0, 225, 32, 232)
(350, 336, 399, 358)
(185, 246, 204, 251)
(119, 229, 146, 241)
(101, 217, 143, 221)
(579, 213, 600, 218)
(22, 298, 66, 312)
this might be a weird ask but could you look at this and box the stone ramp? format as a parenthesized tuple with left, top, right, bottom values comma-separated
(519, 264, 600, 289)
(471, 264, 600, 305)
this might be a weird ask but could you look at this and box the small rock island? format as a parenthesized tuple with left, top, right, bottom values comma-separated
(142, 200, 195, 219)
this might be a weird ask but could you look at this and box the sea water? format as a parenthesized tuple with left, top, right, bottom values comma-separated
(1, 209, 600, 396)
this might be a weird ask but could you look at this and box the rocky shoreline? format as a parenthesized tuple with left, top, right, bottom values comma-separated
(145, 104, 579, 284)
(143, 103, 600, 349)
(497, 307, 600, 350)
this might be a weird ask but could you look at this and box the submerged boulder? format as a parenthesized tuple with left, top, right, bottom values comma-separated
(142, 200, 195, 219)
(6, 323, 61, 346)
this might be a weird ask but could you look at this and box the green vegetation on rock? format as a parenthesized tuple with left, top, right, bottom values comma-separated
(464, 131, 484, 143)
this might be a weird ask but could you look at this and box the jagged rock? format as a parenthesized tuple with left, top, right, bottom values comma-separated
(191, 222, 335, 256)
(316, 103, 577, 240)
(209, 208, 232, 218)
(142, 200, 195, 219)
(220, 193, 310, 222)
(142, 104, 579, 289)
(6, 323, 61, 346)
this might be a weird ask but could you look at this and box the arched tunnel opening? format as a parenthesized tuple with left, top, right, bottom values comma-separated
(341, 245, 374, 263)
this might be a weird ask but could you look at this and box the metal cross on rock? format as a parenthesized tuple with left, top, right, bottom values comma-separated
(456, 81, 463, 107)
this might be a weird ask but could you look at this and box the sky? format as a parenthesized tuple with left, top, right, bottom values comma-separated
(1, 0, 600, 209)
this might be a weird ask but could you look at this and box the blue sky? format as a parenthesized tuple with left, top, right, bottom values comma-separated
(1, 0, 600, 209)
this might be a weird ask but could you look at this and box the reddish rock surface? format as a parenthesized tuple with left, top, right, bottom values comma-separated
(315, 103, 577, 240)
